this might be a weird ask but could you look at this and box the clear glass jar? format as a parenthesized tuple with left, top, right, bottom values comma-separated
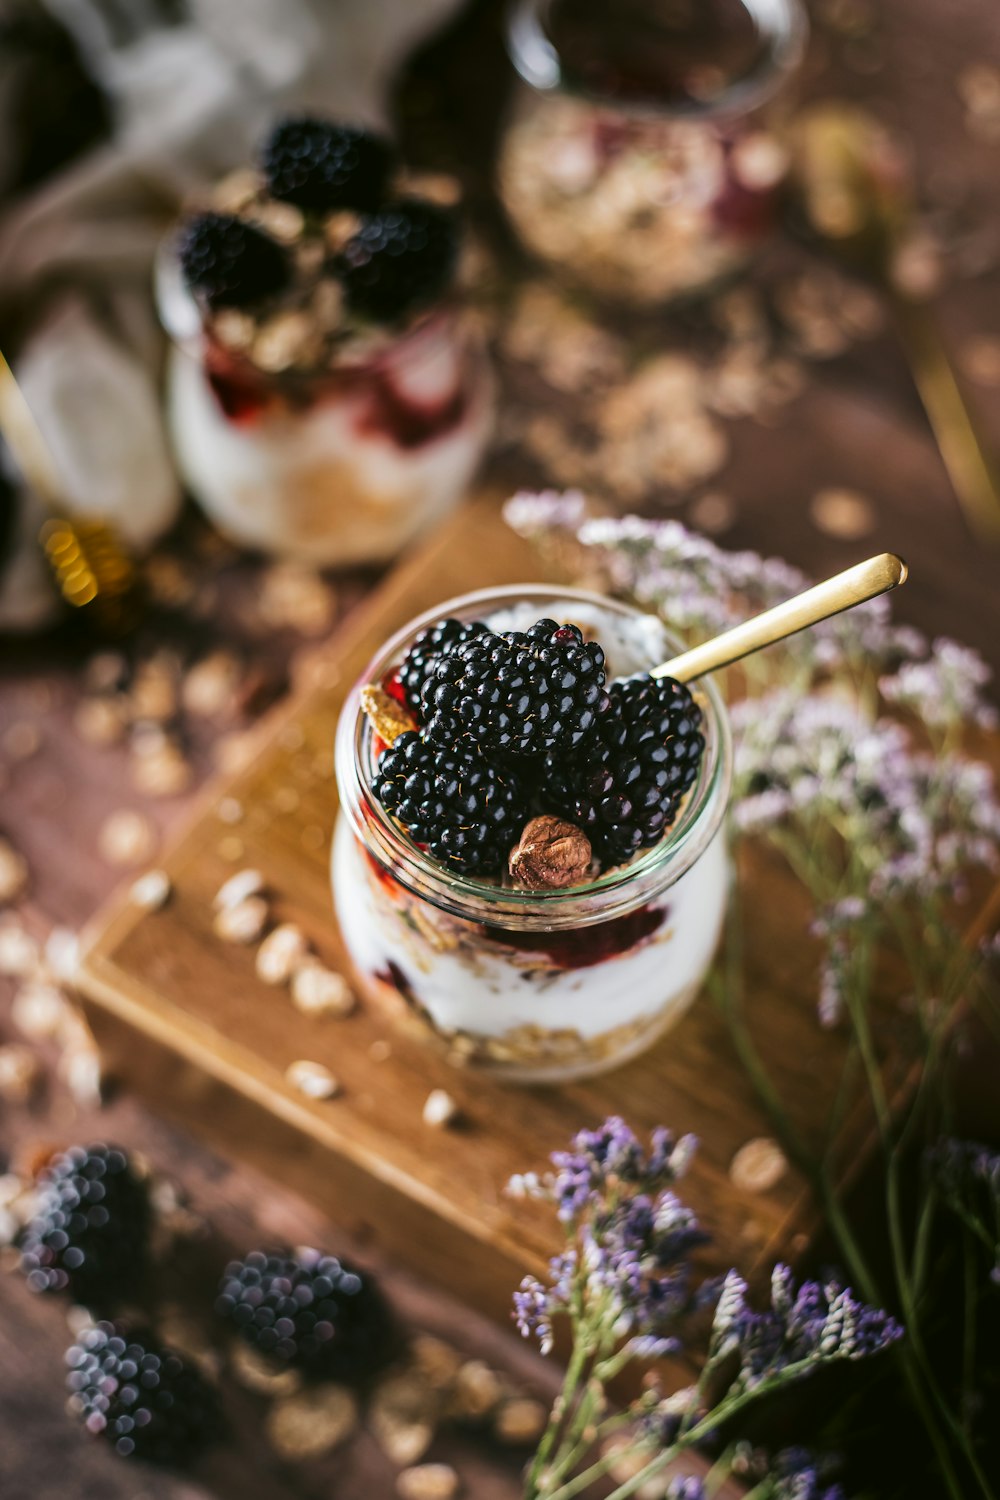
(498, 0, 808, 306)
(155, 244, 494, 567)
(333, 585, 732, 1084)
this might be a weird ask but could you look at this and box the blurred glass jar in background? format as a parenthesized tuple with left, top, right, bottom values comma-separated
(156, 120, 494, 568)
(498, 0, 808, 307)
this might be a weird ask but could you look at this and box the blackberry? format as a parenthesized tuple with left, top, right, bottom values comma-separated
(66, 1321, 217, 1465)
(178, 211, 290, 308)
(398, 616, 488, 717)
(20, 1143, 150, 1302)
(216, 1247, 392, 1378)
(422, 618, 608, 761)
(373, 731, 528, 876)
(260, 115, 394, 214)
(544, 674, 705, 868)
(337, 200, 459, 323)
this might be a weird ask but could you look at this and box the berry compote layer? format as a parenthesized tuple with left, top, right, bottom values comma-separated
(498, 0, 805, 307)
(332, 588, 732, 1083)
(157, 114, 493, 566)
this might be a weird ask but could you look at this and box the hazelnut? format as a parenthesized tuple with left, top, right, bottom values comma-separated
(509, 816, 592, 891)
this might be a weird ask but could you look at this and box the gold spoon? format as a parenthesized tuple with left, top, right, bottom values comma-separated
(0, 349, 138, 633)
(792, 104, 1000, 543)
(654, 551, 907, 682)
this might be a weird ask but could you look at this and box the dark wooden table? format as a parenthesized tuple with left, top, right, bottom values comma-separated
(2, 0, 1000, 1496)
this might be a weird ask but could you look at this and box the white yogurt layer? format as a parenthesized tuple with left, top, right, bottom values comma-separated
(159, 266, 493, 567)
(333, 812, 728, 1055)
(167, 345, 492, 567)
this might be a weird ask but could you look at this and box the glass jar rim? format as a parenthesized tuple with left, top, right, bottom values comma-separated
(505, 0, 808, 122)
(335, 583, 733, 930)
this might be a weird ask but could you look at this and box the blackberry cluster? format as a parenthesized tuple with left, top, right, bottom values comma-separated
(66, 1322, 217, 1465)
(373, 731, 527, 876)
(337, 200, 459, 323)
(178, 211, 289, 308)
(216, 1247, 392, 1378)
(20, 1144, 150, 1302)
(398, 615, 487, 715)
(422, 619, 609, 760)
(260, 116, 393, 213)
(544, 674, 705, 866)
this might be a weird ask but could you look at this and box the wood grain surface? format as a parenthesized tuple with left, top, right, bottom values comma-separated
(2, 0, 1000, 1497)
(76, 492, 1000, 1355)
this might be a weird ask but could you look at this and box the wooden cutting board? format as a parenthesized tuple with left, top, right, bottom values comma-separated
(76, 490, 994, 1359)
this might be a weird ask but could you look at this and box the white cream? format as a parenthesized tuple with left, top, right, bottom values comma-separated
(332, 814, 728, 1075)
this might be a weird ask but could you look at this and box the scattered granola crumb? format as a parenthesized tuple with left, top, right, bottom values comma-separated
(130, 870, 172, 912)
(213, 897, 269, 945)
(0, 837, 29, 904)
(730, 1136, 788, 1194)
(44, 928, 79, 984)
(810, 487, 876, 540)
(410, 1334, 463, 1391)
(285, 1059, 340, 1099)
(422, 1089, 459, 1128)
(371, 1370, 437, 1466)
(97, 810, 156, 867)
(256, 924, 309, 985)
(182, 651, 242, 717)
(266, 1384, 359, 1458)
(494, 1397, 548, 1446)
(12, 982, 67, 1041)
(0, 1043, 41, 1102)
(0, 919, 39, 976)
(259, 563, 335, 637)
(397, 1464, 461, 1500)
(229, 1339, 302, 1396)
(361, 684, 419, 747)
(291, 964, 355, 1017)
(450, 1361, 503, 1421)
(58, 1044, 102, 1108)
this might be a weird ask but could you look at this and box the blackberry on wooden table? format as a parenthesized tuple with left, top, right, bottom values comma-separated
(422, 618, 609, 761)
(544, 673, 706, 868)
(373, 731, 528, 876)
(20, 1143, 150, 1302)
(216, 1247, 392, 1378)
(66, 1321, 217, 1465)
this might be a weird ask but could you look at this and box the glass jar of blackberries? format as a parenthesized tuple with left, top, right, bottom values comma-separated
(333, 585, 733, 1084)
(498, 0, 807, 306)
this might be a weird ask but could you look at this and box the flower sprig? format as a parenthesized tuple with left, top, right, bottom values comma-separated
(512, 1120, 900, 1500)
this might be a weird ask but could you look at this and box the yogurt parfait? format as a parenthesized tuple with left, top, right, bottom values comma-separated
(157, 116, 493, 565)
(333, 586, 732, 1083)
(498, 0, 807, 306)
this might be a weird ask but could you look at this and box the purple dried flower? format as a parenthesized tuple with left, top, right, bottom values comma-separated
(711, 1264, 902, 1390)
(666, 1479, 707, 1500)
(771, 1446, 848, 1500)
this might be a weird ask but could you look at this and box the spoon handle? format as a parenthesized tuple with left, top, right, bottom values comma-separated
(653, 552, 908, 684)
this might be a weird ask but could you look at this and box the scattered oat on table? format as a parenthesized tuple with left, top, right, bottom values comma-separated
(11, 982, 68, 1041)
(213, 897, 268, 945)
(291, 963, 355, 1017)
(810, 487, 876, 540)
(0, 919, 39, 976)
(256, 923, 310, 985)
(370, 1368, 438, 1466)
(229, 1339, 303, 1397)
(730, 1136, 789, 1194)
(422, 1089, 459, 1129)
(0, 837, 29, 904)
(397, 1464, 461, 1500)
(214, 869, 265, 910)
(97, 810, 157, 867)
(130, 870, 172, 912)
(266, 1384, 359, 1459)
(449, 1360, 503, 1421)
(0, 1043, 41, 1103)
(285, 1059, 340, 1100)
(494, 1397, 548, 1446)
